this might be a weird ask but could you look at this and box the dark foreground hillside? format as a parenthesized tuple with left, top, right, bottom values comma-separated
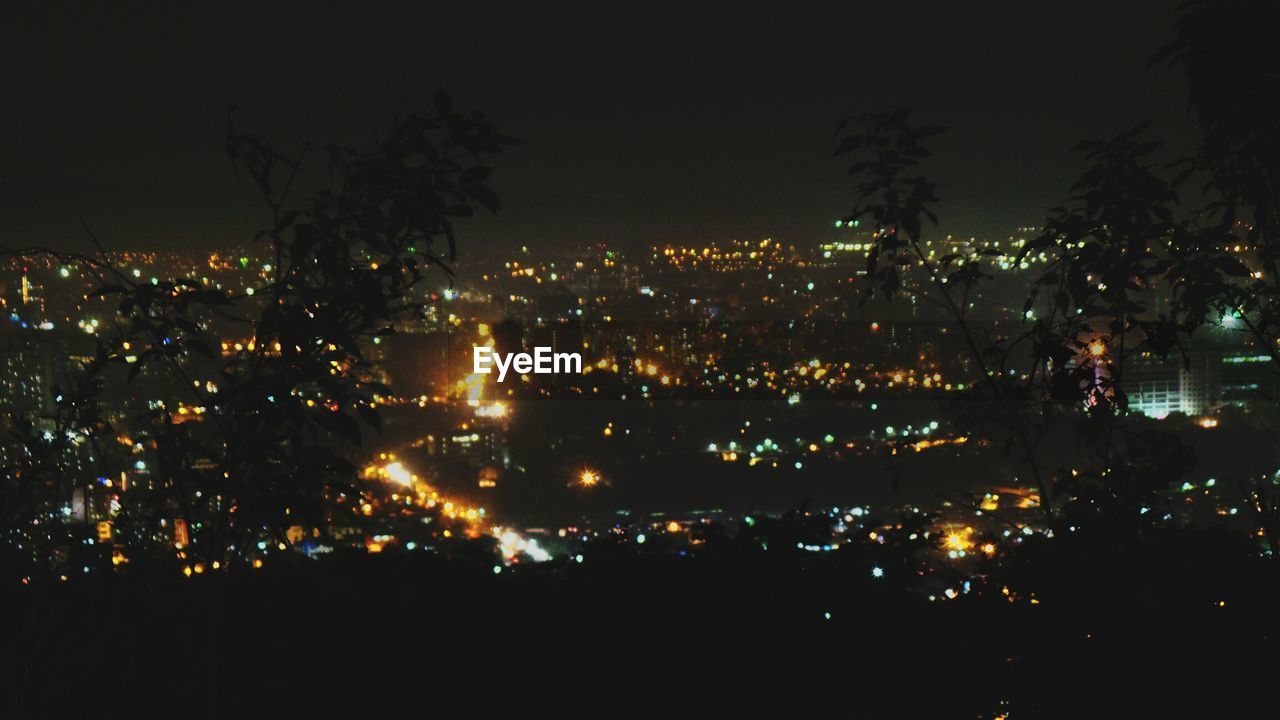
(3, 533, 1276, 718)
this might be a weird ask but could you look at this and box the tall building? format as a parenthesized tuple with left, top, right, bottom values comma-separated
(376, 331, 472, 398)
(1128, 352, 1221, 419)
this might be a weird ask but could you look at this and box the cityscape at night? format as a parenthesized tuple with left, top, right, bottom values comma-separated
(4, 1, 1280, 716)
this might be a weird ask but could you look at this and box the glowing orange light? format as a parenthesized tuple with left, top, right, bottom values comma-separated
(943, 528, 975, 554)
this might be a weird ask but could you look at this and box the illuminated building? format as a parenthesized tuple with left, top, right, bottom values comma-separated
(1128, 351, 1220, 419)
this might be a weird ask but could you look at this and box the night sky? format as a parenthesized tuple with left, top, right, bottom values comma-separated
(3, 1, 1193, 256)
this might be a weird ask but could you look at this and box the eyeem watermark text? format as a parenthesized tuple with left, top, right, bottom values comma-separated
(473, 346, 583, 382)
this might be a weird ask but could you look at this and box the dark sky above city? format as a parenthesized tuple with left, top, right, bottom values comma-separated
(3, 1, 1194, 257)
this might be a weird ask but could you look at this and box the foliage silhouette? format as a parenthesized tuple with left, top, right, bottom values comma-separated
(838, 0, 1280, 553)
(1, 92, 514, 575)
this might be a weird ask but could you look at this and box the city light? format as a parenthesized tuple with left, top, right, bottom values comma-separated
(2, 6, 1275, 711)
(943, 528, 976, 557)
(384, 461, 413, 487)
(475, 402, 508, 418)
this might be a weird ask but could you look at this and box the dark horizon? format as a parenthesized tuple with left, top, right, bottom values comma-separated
(3, 1, 1192, 255)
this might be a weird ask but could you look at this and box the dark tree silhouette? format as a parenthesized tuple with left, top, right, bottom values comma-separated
(839, 0, 1280, 556)
(1, 92, 514, 577)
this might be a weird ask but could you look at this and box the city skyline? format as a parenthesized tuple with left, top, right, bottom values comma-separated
(4, 3, 1278, 714)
